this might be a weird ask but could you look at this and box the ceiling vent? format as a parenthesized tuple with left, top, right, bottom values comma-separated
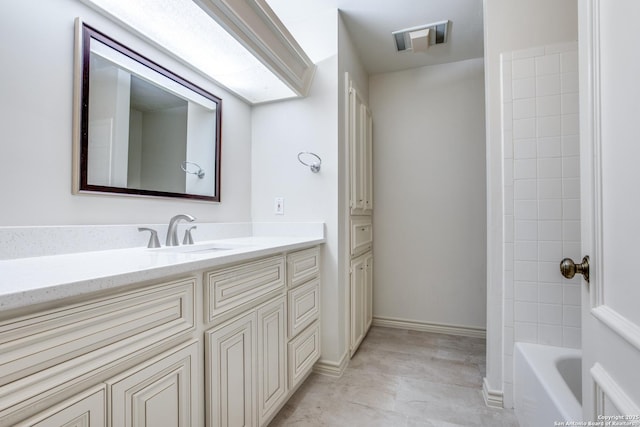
(392, 20, 449, 53)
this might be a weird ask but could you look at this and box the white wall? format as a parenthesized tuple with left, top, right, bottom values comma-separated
(483, 0, 578, 406)
(369, 58, 487, 330)
(0, 0, 252, 226)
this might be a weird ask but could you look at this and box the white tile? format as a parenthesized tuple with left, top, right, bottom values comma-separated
(563, 220, 581, 242)
(513, 46, 545, 59)
(514, 179, 537, 200)
(515, 241, 537, 261)
(562, 178, 580, 199)
(514, 321, 538, 343)
(561, 93, 579, 115)
(513, 98, 536, 119)
(515, 220, 538, 241)
(537, 116, 562, 137)
(514, 139, 537, 159)
(539, 221, 562, 241)
(505, 215, 514, 242)
(503, 102, 513, 130)
(538, 178, 562, 199)
(505, 185, 514, 215)
(504, 130, 513, 158)
(513, 118, 536, 139)
(514, 159, 537, 179)
(539, 199, 562, 220)
(563, 199, 581, 220)
(505, 270, 514, 299)
(536, 95, 561, 117)
(513, 78, 536, 99)
(535, 54, 560, 76)
(539, 241, 563, 262)
(504, 158, 513, 182)
(538, 324, 563, 346)
(562, 135, 580, 156)
(538, 261, 562, 283)
(562, 114, 580, 136)
(505, 242, 514, 268)
(515, 261, 538, 281)
(563, 241, 582, 260)
(538, 157, 562, 178)
(563, 326, 581, 348)
(563, 305, 581, 327)
(513, 57, 536, 79)
(537, 74, 561, 96)
(515, 281, 538, 302)
(563, 284, 581, 306)
(515, 301, 538, 322)
(561, 72, 579, 93)
(539, 282, 563, 303)
(538, 137, 562, 158)
(561, 50, 579, 73)
(545, 41, 578, 54)
(563, 155, 580, 178)
(515, 200, 537, 220)
(539, 303, 563, 326)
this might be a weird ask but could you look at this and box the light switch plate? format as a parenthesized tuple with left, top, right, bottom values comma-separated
(274, 197, 284, 215)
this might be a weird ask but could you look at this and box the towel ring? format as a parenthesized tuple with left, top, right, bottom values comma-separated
(181, 161, 205, 179)
(297, 152, 321, 173)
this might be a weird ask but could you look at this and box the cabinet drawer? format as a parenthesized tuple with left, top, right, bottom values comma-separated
(288, 322, 320, 390)
(287, 247, 320, 289)
(350, 218, 373, 257)
(0, 278, 195, 393)
(205, 256, 285, 323)
(288, 279, 320, 339)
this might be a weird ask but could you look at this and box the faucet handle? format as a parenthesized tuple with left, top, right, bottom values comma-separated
(138, 227, 161, 248)
(183, 226, 197, 245)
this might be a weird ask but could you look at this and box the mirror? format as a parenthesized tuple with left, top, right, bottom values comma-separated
(74, 22, 222, 201)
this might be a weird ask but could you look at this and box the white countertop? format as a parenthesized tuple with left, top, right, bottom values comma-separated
(0, 235, 324, 313)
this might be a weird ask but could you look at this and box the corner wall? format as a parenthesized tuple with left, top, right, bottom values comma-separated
(0, 0, 252, 226)
(369, 58, 487, 332)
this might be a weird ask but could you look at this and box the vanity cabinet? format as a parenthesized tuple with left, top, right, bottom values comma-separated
(349, 83, 373, 216)
(0, 244, 321, 427)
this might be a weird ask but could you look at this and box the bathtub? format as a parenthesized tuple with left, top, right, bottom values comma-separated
(514, 343, 582, 426)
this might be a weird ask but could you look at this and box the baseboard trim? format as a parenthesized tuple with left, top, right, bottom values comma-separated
(372, 316, 486, 339)
(482, 377, 504, 408)
(313, 351, 349, 377)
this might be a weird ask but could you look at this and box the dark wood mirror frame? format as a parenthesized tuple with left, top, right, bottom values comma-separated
(75, 22, 222, 202)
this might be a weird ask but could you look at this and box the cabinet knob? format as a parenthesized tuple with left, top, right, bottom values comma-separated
(560, 256, 590, 283)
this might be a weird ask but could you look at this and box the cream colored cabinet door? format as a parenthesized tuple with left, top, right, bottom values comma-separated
(108, 341, 199, 427)
(15, 386, 106, 427)
(349, 255, 366, 357)
(256, 297, 287, 426)
(364, 252, 373, 333)
(362, 104, 373, 215)
(348, 81, 373, 216)
(206, 312, 256, 427)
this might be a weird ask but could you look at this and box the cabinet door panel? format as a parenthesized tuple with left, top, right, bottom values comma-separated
(14, 386, 106, 427)
(206, 313, 256, 427)
(363, 105, 373, 214)
(288, 322, 320, 390)
(364, 253, 373, 333)
(350, 256, 366, 357)
(287, 247, 320, 289)
(349, 86, 365, 214)
(287, 279, 320, 339)
(108, 341, 199, 427)
(257, 297, 286, 426)
(350, 218, 373, 257)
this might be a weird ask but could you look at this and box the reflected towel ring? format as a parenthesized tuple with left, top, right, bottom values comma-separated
(297, 152, 321, 173)
(181, 161, 205, 179)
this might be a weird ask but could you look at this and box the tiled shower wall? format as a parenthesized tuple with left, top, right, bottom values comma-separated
(501, 42, 581, 408)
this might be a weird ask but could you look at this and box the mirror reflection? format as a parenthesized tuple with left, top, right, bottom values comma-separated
(77, 23, 222, 201)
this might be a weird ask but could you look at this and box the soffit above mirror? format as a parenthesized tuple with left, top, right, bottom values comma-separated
(80, 0, 316, 104)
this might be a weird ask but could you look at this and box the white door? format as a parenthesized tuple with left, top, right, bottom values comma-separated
(579, 0, 640, 419)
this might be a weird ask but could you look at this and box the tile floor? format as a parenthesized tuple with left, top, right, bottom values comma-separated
(269, 326, 519, 426)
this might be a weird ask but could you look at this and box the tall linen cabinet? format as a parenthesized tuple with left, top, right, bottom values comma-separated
(346, 73, 373, 357)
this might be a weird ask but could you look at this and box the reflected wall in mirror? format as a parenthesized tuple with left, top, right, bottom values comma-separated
(74, 21, 222, 201)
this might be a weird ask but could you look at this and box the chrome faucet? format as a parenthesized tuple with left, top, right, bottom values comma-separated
(166, 214, 196, 246)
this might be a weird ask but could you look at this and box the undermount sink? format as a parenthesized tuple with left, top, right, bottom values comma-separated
(153, 243, 238, 254)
